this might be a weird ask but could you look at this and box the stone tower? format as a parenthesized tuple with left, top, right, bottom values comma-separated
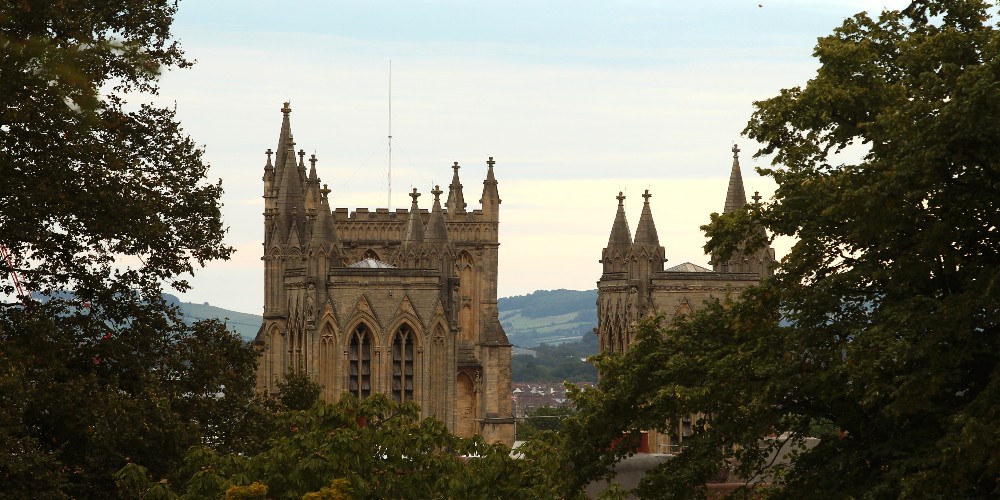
(595, 145, 775, 452)
(255, 103, 514, 445)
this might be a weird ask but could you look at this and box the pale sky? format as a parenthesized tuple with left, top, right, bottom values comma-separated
(156, 0, 908, 314)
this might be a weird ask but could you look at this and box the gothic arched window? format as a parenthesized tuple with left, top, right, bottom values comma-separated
(392, 325, 415, 403)
(349, 324, 372, 399)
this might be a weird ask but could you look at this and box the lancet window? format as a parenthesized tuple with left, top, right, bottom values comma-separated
(349, 324, 372, 399)
(392, 325, 415, 403)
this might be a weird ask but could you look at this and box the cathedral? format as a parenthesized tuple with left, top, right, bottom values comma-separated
(596, 145, 776, 452)
(254, 103, 514, 445)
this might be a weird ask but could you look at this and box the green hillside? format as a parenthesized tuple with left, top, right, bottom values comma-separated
(498, 289, 598, 347)
(171, 296, 261, 342)
(173, 288, 600, 347)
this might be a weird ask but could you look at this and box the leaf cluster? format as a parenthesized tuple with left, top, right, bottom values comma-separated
(119, 394, 576, 499)
(1, 1, 232, 307)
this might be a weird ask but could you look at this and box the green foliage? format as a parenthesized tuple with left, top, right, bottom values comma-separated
(0, 304, 261, 497)
(0, 2, 244, 497)
(122, 394, 578, 499)
(559, 1, 1000, 497)
(226, 481, 268, 499)
(277, 369, 322, 411)
(517, 405, 575, 441)
(0, 1, 231, 304)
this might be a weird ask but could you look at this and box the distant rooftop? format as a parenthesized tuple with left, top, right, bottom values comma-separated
(665, 262, 712, 273)
(347, 258, 397, 269)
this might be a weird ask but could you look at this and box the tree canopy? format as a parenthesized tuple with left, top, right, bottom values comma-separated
(118, 394, 575, 500)
(558, 0, 1000, 497)
(0, 2, 246, 496)
(0, 0, 231, 307)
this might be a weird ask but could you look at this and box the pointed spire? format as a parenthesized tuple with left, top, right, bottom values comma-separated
(480, 157, 501, 220)
(308, 153, 318, 183)
(311, 183, 338, 245)
(274, 102, 293, 182)
(633, 189, 660, 246)
(446, 161, 467, 214)
(607, 192, 632, 249)
(724, 144, 748, 214)
(263, 148, 275, 192)
(276, 143, 306, 243)
(403, 188, 425, 244)
(425, 185, 449, 244)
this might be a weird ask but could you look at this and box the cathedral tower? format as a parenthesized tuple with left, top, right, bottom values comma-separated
(255, 103, 513, 445)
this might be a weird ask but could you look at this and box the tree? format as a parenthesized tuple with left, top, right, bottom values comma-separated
(0, 2, 246, 496)
(277, 368, 323, 411)
(1, 1, 231, 306)
(559, 1, 1000, 497)
(118, 394, 578, 499)
(517, 405, 575, 441)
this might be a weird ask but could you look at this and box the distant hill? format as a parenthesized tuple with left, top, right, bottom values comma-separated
(35, 289, 599, 347)
(172, 296, 261, 342)
(498, 289, 598, 347)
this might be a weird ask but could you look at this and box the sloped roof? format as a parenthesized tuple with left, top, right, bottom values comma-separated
(665, 262, 712, 273)
(347, 258, 396, 269)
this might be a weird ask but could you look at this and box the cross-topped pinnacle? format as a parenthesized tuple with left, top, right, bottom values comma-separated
(309, 153, 317, 167)
(320, 183, 331, 198)
(752, 191, 762, 203)
(642, 189, 652, 203)
(732, 143, 740, 158)
(281, 102, 291, 115)
(452, 161, 460, 173)
(298, 149, 306, 164)
(487, 157, 495, 168)
(409, 188, 421, 204)
(616, 191, 626, 206)
(265, 148, 273, 163)
(432, 184, 443, 201)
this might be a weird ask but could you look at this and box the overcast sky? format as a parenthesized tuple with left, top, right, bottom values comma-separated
(157, 0, 908, 313)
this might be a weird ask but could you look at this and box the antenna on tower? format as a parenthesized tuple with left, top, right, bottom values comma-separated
(387, 60, 392, 210)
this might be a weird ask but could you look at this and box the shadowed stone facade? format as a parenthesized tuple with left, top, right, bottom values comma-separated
(596, 144, 776, 453)
(254, 103, 513, 445)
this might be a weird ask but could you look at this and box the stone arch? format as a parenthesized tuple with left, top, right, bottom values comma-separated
(362, 248, 380, 261)
(317, 317, 339, 400)
(265, 323, 283, 392)
(428, 322, 448, 419)
(388, 321, 421, 404)
(345, 321, 376, 400)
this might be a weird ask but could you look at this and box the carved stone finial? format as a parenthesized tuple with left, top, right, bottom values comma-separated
(298, 149, 306, 165)
(616, 191, 625, 206)
(409, 188, 420, 204)
(432, 184, 443, 201)
(642, 189, 652, 203)
(732, 143, 740, 157)
(453, 161, 460, 173)
(309, 153, 317, 167)
(752, 191, 762, 203)
(320, 183, 331, 198)
(281, 102, 291, 115)
(486, 156, 495, 168)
